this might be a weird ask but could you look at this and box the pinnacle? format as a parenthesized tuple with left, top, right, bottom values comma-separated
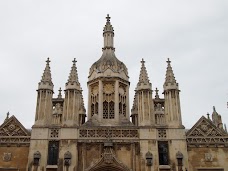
(66, 58, 81, 90)
(4, 112, 9, 122)
(58, 87, 62, 99)
(39, 58, 53, 90)
(164, 58, 177, 85)
(41, 58, 52, 83)
(136, 58, 151, 89)
(155, 87, 160, 99)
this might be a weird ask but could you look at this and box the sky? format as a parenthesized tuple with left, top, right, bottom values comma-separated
(0, 0, 227, 129)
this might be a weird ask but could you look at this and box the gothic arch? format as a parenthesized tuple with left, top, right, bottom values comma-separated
(89, 165, 128, 171)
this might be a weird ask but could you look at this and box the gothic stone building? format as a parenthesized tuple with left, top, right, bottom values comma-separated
(0, 15, 228, 171)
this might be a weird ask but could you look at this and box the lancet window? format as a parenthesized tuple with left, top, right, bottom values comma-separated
(119, 83, 127, 117)
(158, 141, 169, 165)
(47, 141, 59, 165)
(103, 82, 115, 119)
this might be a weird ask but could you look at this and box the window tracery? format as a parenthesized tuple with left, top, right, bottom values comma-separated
(119, 83, 127, 116)
(103, 82, 115, 119)
(91, 83, 99, 116)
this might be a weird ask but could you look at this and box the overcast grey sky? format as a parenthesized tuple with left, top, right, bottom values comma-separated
(0, 0, 227, 129)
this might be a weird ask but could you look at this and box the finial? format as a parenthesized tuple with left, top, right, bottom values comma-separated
(106, 14, 110, 22)
(213, 106, 216, 112)
(46, 57, 50, 65)
(72, 58, 77, 65)
(4, 112, 9, 122)
(155, 87, 159, 99)
(166, 58, 171, 64)
(58, 87, 62, 98)
(141, 58, 145, 64)
(207, 113, 210, 119)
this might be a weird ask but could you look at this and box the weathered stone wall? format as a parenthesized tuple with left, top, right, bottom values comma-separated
(188, 147, 228, 171)
(0, 146, 29, 171)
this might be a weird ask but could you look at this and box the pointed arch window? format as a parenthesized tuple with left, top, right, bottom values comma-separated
(158, 141, 169, 165)
(103, 101, 115, 119)
(47, 141, 59, 165)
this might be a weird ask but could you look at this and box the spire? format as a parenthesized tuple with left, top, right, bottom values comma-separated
(38, 58, 53, 90)
(103, 14, 114, 50)
(164, 58, 178, 90)
(66, 58, 81, 90)
(155, 87, 160, 99)
(4, 112, 9, 122)
(57, 87, 62, 99)
(136, 59, 151, 90)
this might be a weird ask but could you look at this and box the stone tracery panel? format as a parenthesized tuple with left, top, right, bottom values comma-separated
(103, 82, 115, 119)
(119, 82, 127, 117)
(91, 83, 99, 117)
(79, 129, 138, 138)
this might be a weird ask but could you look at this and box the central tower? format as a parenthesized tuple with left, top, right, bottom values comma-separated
(87, 15, 130, 125)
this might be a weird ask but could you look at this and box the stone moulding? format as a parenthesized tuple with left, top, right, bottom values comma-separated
(0, 136, 30, 145)
(79, 129, 139, 138)
(187, 136, 228, 147)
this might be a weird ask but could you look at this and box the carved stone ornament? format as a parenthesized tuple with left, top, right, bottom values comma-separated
(176, 151, 183, 159)
(64, 151, 72, 166)
(103, 148, 114, 164)
(50, 128, 59, 138)
(104, 83, 114, 94)
(186, 116, 228, 147)
(3, 152, 12, 162)
(145, 151, 153, 166)
(205, 153, 213, 162)
(33, 151, 41, 166)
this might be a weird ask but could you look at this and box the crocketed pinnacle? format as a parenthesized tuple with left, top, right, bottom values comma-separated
(163, 58, 179, 91)
(66, 58, 81, 90)
(136, 59, 151, 90)
(41, 58, 53, 84)
(38, 58, 53, 90)
(164, 58, 177, 85)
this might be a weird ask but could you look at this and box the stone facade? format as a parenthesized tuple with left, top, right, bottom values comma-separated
(0, 15, 228, 171)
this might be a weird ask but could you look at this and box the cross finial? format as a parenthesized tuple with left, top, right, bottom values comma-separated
(106, 14, 110, 22)
(46, 57, 50, 65)
(58, 87, 62, 98)
(72, 58, 77, 65)
(166, 58, 171, 64)
(141, 58, 145, 64)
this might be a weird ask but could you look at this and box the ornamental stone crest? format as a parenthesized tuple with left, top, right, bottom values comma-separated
(3, 153, 12, 162)
(205, 153, 213, 162)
